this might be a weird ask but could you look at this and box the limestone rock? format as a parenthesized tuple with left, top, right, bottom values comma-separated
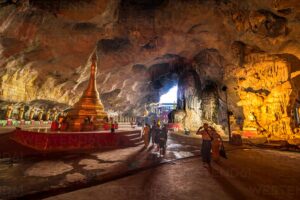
(0, 0, 300, 140)
(236, 53, 299, 139)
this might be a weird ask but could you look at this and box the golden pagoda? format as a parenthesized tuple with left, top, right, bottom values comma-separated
(67, 53, 108, 131)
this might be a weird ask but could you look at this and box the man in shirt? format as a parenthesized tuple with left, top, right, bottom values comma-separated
(196, 123, 213, 167)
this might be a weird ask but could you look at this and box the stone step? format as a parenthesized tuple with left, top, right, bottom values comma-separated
(120, 131, 141, 137)
(120, 131, 143, 147)
(134, 140, 144, 146)
(121, 133, 139, 136)
(129, 137, 142, 142)
(120, 130, 142, 146)
(124, 133, 141, 138)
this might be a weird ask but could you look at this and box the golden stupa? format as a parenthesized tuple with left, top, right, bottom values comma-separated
(67, 53, 108, 131)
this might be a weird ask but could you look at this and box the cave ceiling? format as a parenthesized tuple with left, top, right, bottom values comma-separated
(0, 0, 300, 117)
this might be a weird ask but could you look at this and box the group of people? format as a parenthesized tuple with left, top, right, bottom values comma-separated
(50, 117, 69, 131)
(103, 118, 118, 133)
(141, 121, 224, 166)
(142, 121, 168, 157)
(50, 116, 119, 132)
(51, 115, 223, 166)
(196, 123, 223, 167)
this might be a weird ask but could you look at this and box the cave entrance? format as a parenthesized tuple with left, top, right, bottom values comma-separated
(153, 85, 178, 124)
(159, 85, 177, 104)
(147, 54, 228, 133)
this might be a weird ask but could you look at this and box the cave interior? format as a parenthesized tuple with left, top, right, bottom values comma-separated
(0, 0, 300, 143)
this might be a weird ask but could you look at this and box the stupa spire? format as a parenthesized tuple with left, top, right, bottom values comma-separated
(67, 51, 108, 131)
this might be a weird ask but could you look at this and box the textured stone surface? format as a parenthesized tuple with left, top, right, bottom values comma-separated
(64, 173, 87, 183)
(236, 53, 298, 139)
(46, 148, 300, 200)
(79, 159, 116, 170)
(25, 161, 73, 177)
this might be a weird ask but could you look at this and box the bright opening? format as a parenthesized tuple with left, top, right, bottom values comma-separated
(159, 85, 178, 103)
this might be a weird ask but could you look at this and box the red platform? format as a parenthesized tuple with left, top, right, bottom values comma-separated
(11, 128, 142, 152)
(242, 129, 258, 138)
(167, 123, 183, 131)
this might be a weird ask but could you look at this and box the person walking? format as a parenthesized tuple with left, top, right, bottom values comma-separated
(159, 124, 168, 157)
(196, 123, 213, 167)
(148, 125, 152, 145)
(151, 121, 157, 146)
(110, 118, 115, 133)
(154, 125, 161, 151)
(211, 127, 222, 162)
(143, 124, 150, 147)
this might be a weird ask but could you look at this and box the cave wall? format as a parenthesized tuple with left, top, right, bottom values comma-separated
(177, 69, 202, 131)
(236, 53, 299, 139)
(0, 0, 300, 139)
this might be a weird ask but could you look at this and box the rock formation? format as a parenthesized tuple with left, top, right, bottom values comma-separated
(0, 0, 300, 140)
(236, 53, 299, 139)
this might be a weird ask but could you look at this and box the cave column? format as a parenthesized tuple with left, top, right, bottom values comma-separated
(175, 70, 202, 131)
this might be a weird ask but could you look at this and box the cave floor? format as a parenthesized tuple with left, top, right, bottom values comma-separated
(0, 129, 299, 200)
(44, 146, 300, 200)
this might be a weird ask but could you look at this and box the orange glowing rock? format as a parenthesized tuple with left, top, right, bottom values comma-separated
(237, 54, 298, 139)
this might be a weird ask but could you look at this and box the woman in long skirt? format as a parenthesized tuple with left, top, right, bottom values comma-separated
(143, 124, 150, 147)
(211, 128, 221, 162)
(159, 125, 168, 156)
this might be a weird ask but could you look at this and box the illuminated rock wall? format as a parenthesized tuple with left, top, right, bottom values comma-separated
(0, 63, 73, 104)
(237, 54, 299, 139)
(0, 0, 300, 141)
(0, 66, 37, 102)
(201, 81, 219, 123)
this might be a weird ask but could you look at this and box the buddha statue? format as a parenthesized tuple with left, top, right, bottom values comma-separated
(29, 107, 35, 120)
(45, 110, 51, 121)
(18, 106, 25, 121)
(5, 104, 13, 119)
(38, 108, 44, 121)
(52, 109, 58, 121)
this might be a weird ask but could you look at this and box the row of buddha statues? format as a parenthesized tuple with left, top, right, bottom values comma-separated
(117, 115, 136, 123)
(4, 104, 65, 121)
(4, 104, 138, 123)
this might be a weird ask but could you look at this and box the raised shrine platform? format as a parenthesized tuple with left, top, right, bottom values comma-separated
(11, 128, 143, 152)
